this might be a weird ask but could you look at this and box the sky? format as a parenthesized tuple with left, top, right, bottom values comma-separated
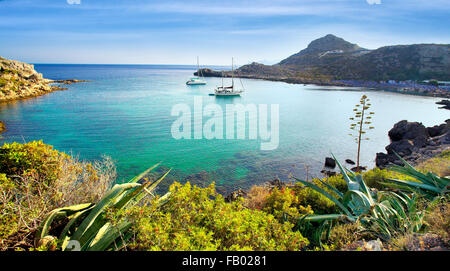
(0, 0, 449, 65)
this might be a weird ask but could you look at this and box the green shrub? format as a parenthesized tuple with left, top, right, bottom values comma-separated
(130, 182, 309, 251)
(416, 149, 450, 177)
(263, 187, 313, 222)
(363, 167, 418, 190)
(0, 141, 70, 185)
(292, 176, 347, 215)
(363, 168, 391, 190)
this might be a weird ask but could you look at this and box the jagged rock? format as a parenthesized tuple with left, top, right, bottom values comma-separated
(388, 120, 429, 147)
(345, 159, 355, 165)
(386, 139, 415, 156)
(364, 239, 383, 251)
(427, 123, 447, 137)
(344, 239, 383, 251)
(0, 56, 84, 102)
(376, 119, 450, 169)
(321, 169, 336, 177)
(436, 99, 450, 110)
(324, 157, 336, 168)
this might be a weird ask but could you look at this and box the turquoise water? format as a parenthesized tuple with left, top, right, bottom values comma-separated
(0, 65, 447, 193)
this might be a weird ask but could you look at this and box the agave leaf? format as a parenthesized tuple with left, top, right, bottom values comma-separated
(135, 169, 172, 203)
(355, 174, 374, 204)
(129, 162, 161, 183)
(36, 203, 93, 244)
(60, 205, 95, 249)
(317, 178, 344, 199)
(391, 153, 448, 188)
(301, 214, 350, 222)
(87, 221, 132, 251)
(70, 183, 140, 246)
(388, 179, 441, 193)
(343, 190, 372, 216)
(332, 154, 360, 191)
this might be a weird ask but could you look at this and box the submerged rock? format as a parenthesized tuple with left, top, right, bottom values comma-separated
(345, 159, 355, 165)
(351, 166, 367, 172)
(321, 169, 337, 177)
(324, 157, 336, 168)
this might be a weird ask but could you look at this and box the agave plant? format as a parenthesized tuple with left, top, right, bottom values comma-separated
(295, 155, 425, 241)
(295, 155, 378, 223)
(387, 154, 449, 199)
(364, 191, 427, 240)
(35, 163, 171, 251)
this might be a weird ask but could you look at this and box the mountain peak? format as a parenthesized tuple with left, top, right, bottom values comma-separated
(278, 34, 367, 66)
(305, 34, 362, 53)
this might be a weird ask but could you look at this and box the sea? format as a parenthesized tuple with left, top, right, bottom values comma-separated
(0, 64, 447, 194)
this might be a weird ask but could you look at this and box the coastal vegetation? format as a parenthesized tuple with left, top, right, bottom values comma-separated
(0, 140, 448, 251)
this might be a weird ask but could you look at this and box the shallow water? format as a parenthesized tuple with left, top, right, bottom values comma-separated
(0, 64, 447, 193)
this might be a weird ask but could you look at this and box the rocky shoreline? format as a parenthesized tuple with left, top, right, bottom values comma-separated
(0, 57, 86, 103)
(195, 66, 450, 98)
(195, 34, 450, 98)
(223, 119, 449, 201)
(376, 120, 449, 168)
(437, 100, 450, 110)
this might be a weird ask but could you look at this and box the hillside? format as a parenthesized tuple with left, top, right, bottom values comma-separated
(197, 34, 450, 83)
(278, 34, 370, 67)
(0, 57, 58, 102)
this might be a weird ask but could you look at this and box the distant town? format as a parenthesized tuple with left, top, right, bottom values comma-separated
(332, 79, 450, 98)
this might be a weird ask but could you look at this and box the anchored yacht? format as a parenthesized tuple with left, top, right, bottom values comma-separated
(186, 57, 207, 85)
(213, 58, 244, 96)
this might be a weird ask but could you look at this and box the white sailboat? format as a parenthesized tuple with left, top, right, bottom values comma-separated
(186, 56, 207, 85)
(214, 58, 244, 96)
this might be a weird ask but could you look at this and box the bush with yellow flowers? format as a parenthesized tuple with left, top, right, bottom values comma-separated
(129, 182, 309, 251)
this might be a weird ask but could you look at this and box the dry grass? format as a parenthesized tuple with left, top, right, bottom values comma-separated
(0, 156, 116, 251)
(53, 155, 116, 206)
(424, 201, 450, 246)
(416, 149, 450, 177)
(244, 185, 271, 210)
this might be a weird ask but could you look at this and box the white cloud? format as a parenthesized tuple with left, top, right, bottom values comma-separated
(67, 0, 81, 4)
(366, 0, 382, 4)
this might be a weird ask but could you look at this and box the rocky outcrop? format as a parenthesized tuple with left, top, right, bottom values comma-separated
(324, 157, 336, 168)
(198, 34, 450, 85)
(437, 100, 450, 110)
(0, 57, 84, 103)
(376, 120, 450, 168)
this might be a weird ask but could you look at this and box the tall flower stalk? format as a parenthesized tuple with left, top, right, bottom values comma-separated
(349, 95, 374, 172)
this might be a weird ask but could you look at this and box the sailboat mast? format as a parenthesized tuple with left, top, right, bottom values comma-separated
(197, 56, 200, 78)
(231, 57, 234, 88)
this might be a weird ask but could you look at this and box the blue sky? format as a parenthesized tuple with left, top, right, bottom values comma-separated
(1, 0, 449, 65)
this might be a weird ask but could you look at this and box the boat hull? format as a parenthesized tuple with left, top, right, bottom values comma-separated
(214, 91, 242, 96)
(186, 82, 206, 85)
